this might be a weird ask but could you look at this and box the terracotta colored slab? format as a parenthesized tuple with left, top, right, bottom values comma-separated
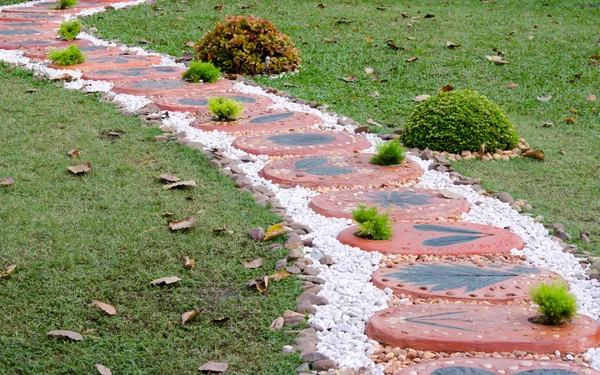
(191, 110, 323, 135)
(338, 222, 524, 256)
(0, 13, 63, 22)
(48, 55, 161, 71)
(111, 78, 233, 96)
(0, 28, 56, 41)
(23, 43, 122, 59)
(259, 154, 423, 189)
(366, 304, 600, 354)
(372, 262, 564, 303)
(1, 6, 82, 14)
(232, 129, 371, 157)
(154, 92, 273, 114)
(0, 21, 59, 29)
(0, 38, 90, 51)
(309, 187, 470, 221)
(80, 66, 186, 82)
(395, 358, 600, 375)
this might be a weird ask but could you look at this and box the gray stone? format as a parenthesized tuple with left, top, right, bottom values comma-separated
(296, 275, 326, 284)
(433, 154, 450, 165)
(296, 292, 328, 306)
(302, 352, 329, 363)
(555, 228, 572, 241)
(436, 165, 449, 173)
(291, 223, 312, 234)
(354, 125, 369, 133)
(287, 248, 304, 260)
(301, 238, 313, 247)
(302, 267, 319, 276)
(284, 317, 305, 327)
(319, 255, 334, 266)
(552, 223, 565, 232)
(286, 266, 302, 274)
(297, 300, 316, 315)
(420, 148, 434, 160)
(310, 324, 324, 332)
(295, 363, 310, 373)
(497, 192, 514, 204)
(275, 259, 287, 271)
(523, 204, 533, 211)
(248, 227, 265, 241)
(581, 231, 591, 243)
(311, 359, 337, 372)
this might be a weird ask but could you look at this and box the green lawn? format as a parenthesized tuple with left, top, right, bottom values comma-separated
(0, 65, 302, 374)
(85, 0, 600, 252)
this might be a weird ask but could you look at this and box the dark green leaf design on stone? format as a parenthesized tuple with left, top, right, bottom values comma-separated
(179, 98, 208, 106)
(249, 112, 294, 124)
(305, 167, 352, 176)
(432, 367, 495, 375)
(0, 29, 39, 36)
(133, 80, 183, 89)
(414, 224, 484, 235)
(422, 235, 488, 247)
(366, 191, 434, 208)
(386, 264, 540, 292)
(231, 95, 256, 103)
(267, 133, 336, 146)
(514, 370, 579, 375)
(295, 157, 328, 170)
(405, 311, 473, 332)
(295, 157, 352, 176)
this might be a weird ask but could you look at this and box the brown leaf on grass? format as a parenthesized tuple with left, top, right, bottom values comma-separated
(571, 109, 580, 115)
(67, 149, 79, 158)
(440, 84, 453, 93)
(564, 117, 576, 124)
(91, 299, 116, 316)
(413, 94, 431, 102)
(269, 316, 284, 330)
(527, 35, 534, 40)
(406, 56, 418, 63)
(446, 40, 461, 48)
(364, 67, 374, 74)
(151, 276, 181, 286)
(0, 264, 16, 279)
(365, 36, 374, 43)
(342, 74, 357, 82)
(163, 180, 197, 190)
(324, 38, 337, 43)
(366, 118, 383, 127)
(407, 36, 415, 41)
(506, 82, 518, 89)
(270, 269, 291, 281)
(560, 150, 567, 155)
(485, 55, 509, 64)
(537, 95, 552, 102)
(283, 82, 298, 87)
(541, 122, 554, 127)
(243, 258, 264, 269)
(386, 40, 402, 50)
(401, 12, 410, 18)
(439, 190, 465, 200)
(47, 330, 83, 341)
(159, 174, 180, 182)
(185, 40, 195, 48)
(424, 13, 435, 18)
(168, 216, 196, 231)
(317, 3, 325, 8)
(199, 362, 228, 373)
(95, 364, 112, 375)
(368, 91, 380, 97)
(0, 177, 14, 185)
(213, 225, 233, 234)
(214, 4, 223, 10)
(212, 316, 229, 324)
(181, 307, 204, 324)
(587, 94, 597, 102)
(183, 256, 195, 270)
(68, 162, 92, 174)
(248, 275, 269, 292)
(523, 149, 545, 160)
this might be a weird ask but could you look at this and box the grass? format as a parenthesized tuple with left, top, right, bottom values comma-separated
(84, 0, 600, 253)
(0, 65, 303, 374)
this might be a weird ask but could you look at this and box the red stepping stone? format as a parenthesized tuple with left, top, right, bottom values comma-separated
(0, 29, 57, 42)
(23, 43, 122, 59)
(372, 262, 564, 303)
(111, 78, 233, 96)
(191, 110, 324, 135)
(394, 357, 600, 375)
(0, 13, 63, 22)
(2, 2, 104, 13)
(259, 154, 423, 189)
(0, 38, 90, 51)
(154, 92, 273, 113)
(80, 66, 186, 83)
(366, 304, 600, 354)
(232, 129, 371, 157)
(0, 21, 60, 30)
(48, 55, 162, 71)
(338, 222, 524, 256)
(309, 187, 470, 221)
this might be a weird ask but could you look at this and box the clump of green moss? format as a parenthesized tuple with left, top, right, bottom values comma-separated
(58, 20, 81, 41)
(401, 90, 520, 154)
(529, 281, 577, 326)
(208, 97, 244, 121)
(370, 139, 406, 166)
(48, 45, 86, 66)
(182, 61, 221, 83)
(54, 0, 77, 10)
(351, 204, 392, 240)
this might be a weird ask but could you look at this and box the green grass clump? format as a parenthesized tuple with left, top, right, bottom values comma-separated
(58, 20, 82, 41)
(370, 139, 406, 166)
(401, 90, 520, 154)
(208, 97, 244, 121)
(48, 45, 86, 66)
(54, 0, 76, 10)
(529, 282, 577, 325)
(182, 61, 221, 83)
(351, 204, 392, 240)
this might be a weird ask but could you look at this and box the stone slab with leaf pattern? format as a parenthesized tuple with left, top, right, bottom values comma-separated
(191, 111, 324, 135)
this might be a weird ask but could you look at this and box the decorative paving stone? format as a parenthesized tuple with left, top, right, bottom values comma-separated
(0, 21, 60, 29)
(154, 92, 273, 113)
(309, 187, 470, 221)
(1, 6, 83, 14)
(23, 44, 122, 59)
(0, 38, 90, 51)
(191, 111, 324, 135)
(366, 304, 600, 354)
(372, 262, 564, 303)
(232, 129, 371, 157)
(0, 13, 63, 22)
(110, 78, 233, 96)
(0, 28, 56, 41)
(48, 55, 162, 71)
(259, 154, 423, 189)
(338, 222, 524, 256)
(394, 358, 600, 375)
(80, 66, 186, 83)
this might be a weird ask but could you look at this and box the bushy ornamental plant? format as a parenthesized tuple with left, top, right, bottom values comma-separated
(208, 97, 244, 121)
(54, 0, 77, 10)
(182, 61, 221, 83)
(371, 139, 406, 166)
(58, 20, 81, 41)
(529, 281, 577, 325)
(351, 205, 392, 240)
(195, 15, 301, 76)
(401, 90, 520, 154)
(48, 44, 86, 66)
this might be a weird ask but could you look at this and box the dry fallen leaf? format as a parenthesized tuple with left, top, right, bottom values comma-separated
(386, 40, 402, 50)
(91, 299, 117, 316)
(506, 82, 518, 89)
(570, 109, 580, 115)
(560, 150, 567, 155)
(283, 82, 298, 87)
(95, 364, 112, 375)
(151, 276, 182, 286)
(424, 13, 435, 18)
(47, 330, 83, 341)
(368, 91, 380, 97)
(159, 174, 180, 183)
(243, 258, 264, 269)
(536, 95, 552, 102)
(163, 180, 197, 190)
(199, 362, 228, 373)
(248, 275, 269, 292)
(401, 12, 410, 18)
(263, 223, 285, 241)
(439, 190, 465, 200)
(485, 55, 509, 64)
(181, 307, 204, 324)
(269, 316, 284, 331)
(67, 149, 79, 158)
(185, 40, 195, 48)
(564, 117, 576, 124)
(214, 4, 223, 10)
(587, 94, 597, 102)
(406, 56, 418, 63)
(213, 225, 233, 234)
(0, 177, 14, 186)
(541, 122, 554, 127)
(342, 74, 357, 82)
(446, 40, 461, 48)
(68, 162, 92, 174)
(183, 256, 195, 270)
(365, 36, 374, 43)
(364, 67, 374, 74)
(413, 94, 431, 102)
(324, 38, 337, 43)
(440, 84, 453, 93)
(270, 269, 291, 281)
(527, 35, 534, 40)
(366, 118, 383, 127)
(523, 149, 545, 160)
(317, 3, 325, 8)
(168, 216, 196, 231)
(0, 264, 16, 279)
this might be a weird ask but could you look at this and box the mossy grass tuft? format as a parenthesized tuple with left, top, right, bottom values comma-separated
(208, 97, 244, 121)
(54, 0, 76, 10)
(58, 20, 82, 41)
(351, 204, 392, 240)
(529, 281, 577, 326)
(182, 61, 221, 83)
(370, 139, 406, 166)
(48, 44, 86, 66)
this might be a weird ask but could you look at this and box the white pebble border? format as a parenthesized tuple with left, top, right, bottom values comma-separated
(2, 1, 600, 372)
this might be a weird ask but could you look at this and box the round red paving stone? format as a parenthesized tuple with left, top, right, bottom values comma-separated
(80, 66, 186, 83)
(372, 262, 564, 303)
(48, 55, 162, 71)
(0, 21, 60, 29)
(154, 92, 273, 113)
(191, 110, 323, 135)
(23, 43, 122, 59)
(0, 38, 90, 51)
(259, 153, 423, 189)
(338, 221, 524, 256)
(394, 358, 600, 375)
(309, 187, 470, 221)
(1, 6, 83, 14)
(366, 304, 600, 354)
(0, 13, 63, 22)
(0, 29, 57, 41)
(111, 78, 233, 96)
(232, 129, 371, 157)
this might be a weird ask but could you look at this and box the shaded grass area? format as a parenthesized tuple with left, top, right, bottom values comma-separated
(85, 0, 600, 252)
(0, 65, 303, 374)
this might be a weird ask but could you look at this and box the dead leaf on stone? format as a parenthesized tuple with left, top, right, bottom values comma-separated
(95, 364, 112, 375)
(0, 177, 14, 186)
(162, 180, 197, 190)
(523, 149, 545, 160)
(440, 84, 453, 93)
(243, 258, 264, 269)
(413, 94, 431, 102)
(168, 216, 196, 231)
(159, 174, 180, 182)
(0, 264, 16, 279)
(214, 4, 223, 10)
(181, 307, 204, 324)
(364, 67, 374, 74)
(342, 74, 357, 82)
(248, 275, 269, 292)
(263, 223, 285, 241)
(506, 82, 518, 89)
(587, 94, 597, 102)
(151, 276, 181, 286)
(537, 95, 552, 102)
(406, 56, 418, 63)
(446, 40, 461, 48)
(199, 362, 228, 373)
(564, 117, 576, 124)
(485, 55, 509, 64)
(324, 38, 337, 43)
(47, 330, 83, 341)
(68, 162, 92, 174)
(213, 225, 233, 234)
(270, 269, 291, 281)
(183, 256, 195, 270)
(269, 316, 284, 330)
(439, 190, 465, 200)
(91, 299, 117, 316)
(67, 149, 79, 158)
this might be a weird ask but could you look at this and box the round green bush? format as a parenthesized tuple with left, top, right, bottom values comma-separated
(401, 90, 520, 154)
(194, 15, 301, 76)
